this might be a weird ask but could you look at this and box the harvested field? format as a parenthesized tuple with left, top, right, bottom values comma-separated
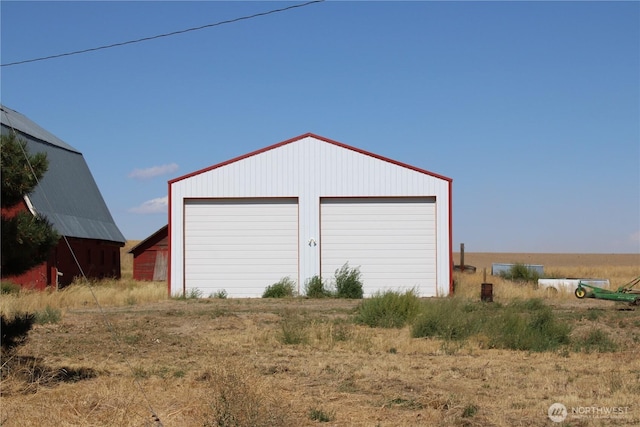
(454, 252, 640, 270)
(1, 252, 639, 426)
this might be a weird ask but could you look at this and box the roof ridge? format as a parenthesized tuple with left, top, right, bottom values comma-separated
(0, 105, 81, 154)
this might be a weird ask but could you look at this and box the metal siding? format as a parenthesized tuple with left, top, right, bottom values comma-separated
(183, 198, 298, 297)
(321, 198, 437, 296)
(170, 136, 451, 297)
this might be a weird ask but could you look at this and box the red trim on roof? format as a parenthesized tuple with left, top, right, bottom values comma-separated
(448, 181, 454, 295)
(168, 133, 452, 184)
(128, 225, 168, 255)
(167, 182, 173, 297)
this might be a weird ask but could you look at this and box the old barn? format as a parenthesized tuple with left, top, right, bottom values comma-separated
(1, 105, 126, 289)
(168, 133, 452, 298)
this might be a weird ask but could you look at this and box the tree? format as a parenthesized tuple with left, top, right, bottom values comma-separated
(1, 133, 59, 276)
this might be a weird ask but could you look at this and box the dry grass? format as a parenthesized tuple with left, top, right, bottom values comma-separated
(454, 252, 640, 301)
(1, 252, 639, 426)
(0, 279, 167, 319)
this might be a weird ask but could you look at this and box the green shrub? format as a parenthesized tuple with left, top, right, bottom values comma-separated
(411, 297, 571, 352)
(35, 305, 62, 324)
(355, 289, 421, 328)
(462, 404, 479, 418)
(412, 298, 481, 341)
(485, 303, 570, 351)
(175, 288, 203, 300)
(309, 407, 335, 422)
(279, 311, 308, 345)
(499, 263, 541, 283)
(334, 263, 363, 299)
(304, 275, 332, 298)
(211, 289, 228, 299)
(262, 277, 296, 298)
(572, 329, 617, 353)
(330, 319, 352, 342)
(1, 281, 21, 294)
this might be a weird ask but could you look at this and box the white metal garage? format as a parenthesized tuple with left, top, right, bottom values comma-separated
(184, 198, 298, 297)
(169, 133, 452, 298)
(320, 197, 437, 295)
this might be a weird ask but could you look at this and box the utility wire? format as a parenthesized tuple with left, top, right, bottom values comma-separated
(1, 0, 324, 67)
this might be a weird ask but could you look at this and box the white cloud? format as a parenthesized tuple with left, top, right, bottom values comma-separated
(128, 163, 178, 180)
(129, 196, 168, 214)
(630, 230, 640, 243)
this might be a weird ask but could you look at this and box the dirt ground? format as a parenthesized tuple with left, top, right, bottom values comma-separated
(2, 296, 640, 426)
(2, 252, 639, 426)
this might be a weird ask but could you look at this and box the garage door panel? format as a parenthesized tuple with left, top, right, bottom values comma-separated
(186, 232, 296, 244)
(186, 264, 296, 275)
(321, 198, 436, 296)
(321, 233, 435, 242)
(322, 213, 434, 222)
(186, 256, 297, 267)
(322, 226, 435, 235)
(323, 254, 434, 266)
(185, 198, 298, 297)
(186, 222, 297, 232)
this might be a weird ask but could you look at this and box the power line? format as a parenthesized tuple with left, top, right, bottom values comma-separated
(1, 0, 324, 67)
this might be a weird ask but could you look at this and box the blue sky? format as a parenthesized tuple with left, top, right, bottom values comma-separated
(1, 1, 638, 253)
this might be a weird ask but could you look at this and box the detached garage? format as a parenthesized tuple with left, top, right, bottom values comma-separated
(169, 133, 452, 298)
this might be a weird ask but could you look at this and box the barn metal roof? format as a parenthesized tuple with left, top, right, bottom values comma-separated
(1, 105, 126, 245)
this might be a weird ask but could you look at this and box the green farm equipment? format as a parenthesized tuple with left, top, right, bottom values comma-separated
(574, 276, 640, 305)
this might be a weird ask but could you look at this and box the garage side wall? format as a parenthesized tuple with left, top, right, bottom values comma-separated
(169, 136, 451, 297)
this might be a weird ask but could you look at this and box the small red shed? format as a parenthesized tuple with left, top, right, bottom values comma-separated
(129, 225, 168, 281)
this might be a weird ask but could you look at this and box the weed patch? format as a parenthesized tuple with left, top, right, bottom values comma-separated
(279, 311, 309, 345)
(355, 289, 421, 328)
(263, 277, 296, 298)
(308, 407, 335, 422)
(174, 288, 203, 300)
(34, 305, 61, 324)
(211, 289, 228, 299)
(1, 281, 21, 294)
(411, 298, 571, 352)
(462, 403, 479, 418)
(201, 362, 292, 427)
(572, 329, 618, 353)
(304, 275, 332, 298)
(334, 263, 363, 299)
(387, 397, 424, 410)
(499, 263, 541, 283)
(487, 305, 570, 351)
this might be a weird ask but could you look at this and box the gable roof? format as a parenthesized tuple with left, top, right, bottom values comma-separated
(128, 225, 168, 255)
(1, 105, 126, 245)
(169, 132, 452, 184)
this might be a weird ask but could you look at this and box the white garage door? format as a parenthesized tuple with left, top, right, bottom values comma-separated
(321, 197, 437, 296)
(184, 198, 298, 297)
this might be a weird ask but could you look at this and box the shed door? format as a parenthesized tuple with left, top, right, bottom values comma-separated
(184, 198, 298, 297)
(320, 197, 437, 296)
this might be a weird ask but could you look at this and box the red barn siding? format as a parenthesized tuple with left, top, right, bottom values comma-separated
(130, 226, 168, 281)
(2, 201, 123, 289)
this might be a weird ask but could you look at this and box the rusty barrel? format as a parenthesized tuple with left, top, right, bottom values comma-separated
(481, 283, 493, 302)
